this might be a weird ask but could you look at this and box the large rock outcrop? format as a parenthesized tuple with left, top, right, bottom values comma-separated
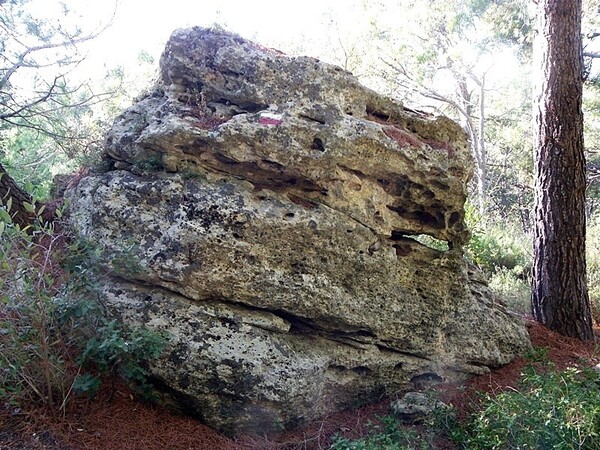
(66, 27, 529, 435)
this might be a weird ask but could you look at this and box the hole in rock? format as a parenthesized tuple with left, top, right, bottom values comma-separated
(311, 137, 325, 151)
(215, 153, 239, 165)
(299, 114, 326, 125)
(366, 105, 390, 122)
(410, 372, 444, 389)
(352, 366, 373, 376)
(423, 189, 435, 200)
(449, 211, 460, 226)
(412, 234, 449, 252)
(244, 102, 269, 113)
(389, 230, 449, 252)
(328, 364, 346, 373)
(183, 158, 199, 166)
(288, 193, 318, 209)
(393, 243, 412, 256)
(259, 159, 285, 171)
(432, 180, 450, 191)
(353, 329, 376, 338)
(386, 205, 445, 229)
(178, 374, 191, 389)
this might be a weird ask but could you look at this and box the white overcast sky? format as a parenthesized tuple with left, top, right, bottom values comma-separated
(21, 0, 535, 111)
(78, 0, 338, 66)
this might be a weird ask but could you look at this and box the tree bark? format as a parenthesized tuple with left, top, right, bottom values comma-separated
(476, 75, 487, 214)
(532, 0, 593, 339)
(0, 162, 35, 229)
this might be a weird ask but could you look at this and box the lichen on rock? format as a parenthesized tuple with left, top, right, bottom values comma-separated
(66, 26, 530, 435)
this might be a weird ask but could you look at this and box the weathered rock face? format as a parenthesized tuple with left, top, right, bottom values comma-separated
(66, 27, 529, 435)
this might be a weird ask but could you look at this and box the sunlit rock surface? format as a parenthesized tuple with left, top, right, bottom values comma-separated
(66, 27, 529, 435)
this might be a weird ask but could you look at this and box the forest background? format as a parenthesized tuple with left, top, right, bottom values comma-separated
(4, 0, 600, 319)
(4, 1, 600, 448)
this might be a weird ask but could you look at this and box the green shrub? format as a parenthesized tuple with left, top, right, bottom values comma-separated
(488, 267, 531, 316)
(55, 235, 167, 398)
(0, 197, 167, 415)
(0, 201, 73, 413)
(331, 416, 431, 450)
(466, 224, 531, 275)
(464, 203, 531, 274)
(71, 310, 167, 399)
(587, 217, 600, 323)
(457, 365, 600, 449)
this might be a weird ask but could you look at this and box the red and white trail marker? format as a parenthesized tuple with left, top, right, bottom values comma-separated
(258, 112, 283, 126)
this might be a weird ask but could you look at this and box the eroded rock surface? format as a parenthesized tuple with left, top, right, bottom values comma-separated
(66, 27, 529, 435)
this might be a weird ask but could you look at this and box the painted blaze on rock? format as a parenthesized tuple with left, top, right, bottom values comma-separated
(66, 27, 530, 435)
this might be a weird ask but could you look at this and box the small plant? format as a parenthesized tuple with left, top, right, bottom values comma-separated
(464, 210, 533, 315)
(466, 224, 531, 275)
(0, 199, 74, 415)
(56, 238, 167, 399)
(488, 267, 531, 315)
(73, 314, 167, 399)
(464, 204, 532, 276)
(0, 194, 167, 416)
(133, 153, 165, 172)
(330, 416, 432, 450)
(456, 365, 600, 449)
(181, 90, 229, 130)
(587, 216, 600, 323)
(524, 345, 551, 364)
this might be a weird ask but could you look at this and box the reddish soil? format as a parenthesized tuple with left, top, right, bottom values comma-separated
(2, 319, 599, 450)
(437, 320, 600, 425)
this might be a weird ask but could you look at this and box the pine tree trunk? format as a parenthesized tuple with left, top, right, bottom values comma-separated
(0, 162, 35, 229)
(531, 0, 593, 339)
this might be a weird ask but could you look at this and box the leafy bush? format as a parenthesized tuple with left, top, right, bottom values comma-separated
(0, 201, 73, 414)
(71, 310, 167, 398)
(0, 197, 167, 415)
(331, 416, 431, 450)
(456, 365, 600, 449)
(587, 216, 600, 323)
(488, 267, 531, 316)
(467, 224, 531, 275)
(464, 212, 532, 315)
(464, 203, 531, 274)
(331, 353, 600, 450)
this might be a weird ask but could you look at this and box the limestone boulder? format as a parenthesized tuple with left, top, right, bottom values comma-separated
(66, 27, 529, 435)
